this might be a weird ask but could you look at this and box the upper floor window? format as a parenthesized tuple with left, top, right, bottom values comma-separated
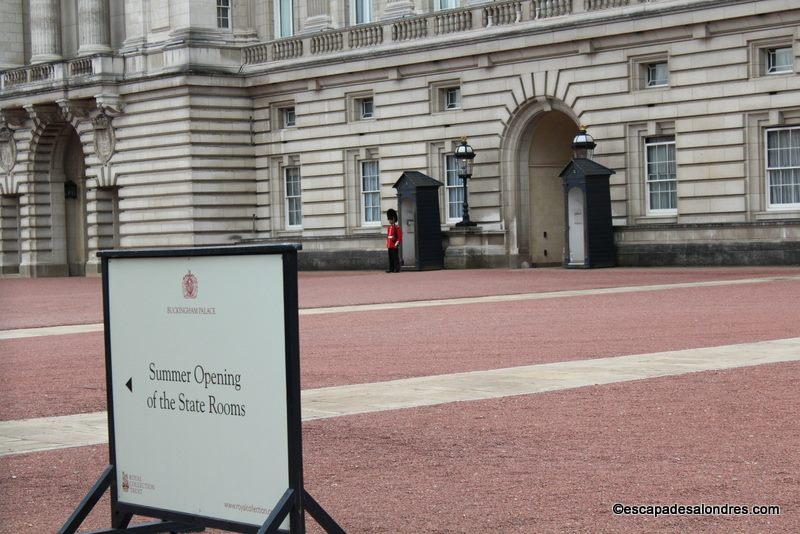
(444, 154, 463, 221)
(281, 107, 296, 128)
(275, 0, 293, 38)
(361, 160, 381, 224)
(444, 87, 461, 110)
(285, 166, 302, 228)
(646, 62, 669, 87)
(766, 127, 800, 209)
(437, 0, 459, 10)
(767, 47, 793, 75)
(216, 0, 231, 29)
(359, 98, 374, 119)
(645, 136, 677, 214)
(353, 0, 372, 24)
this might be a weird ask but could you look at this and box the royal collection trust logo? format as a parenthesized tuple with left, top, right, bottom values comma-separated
(182, 270, 198, 299)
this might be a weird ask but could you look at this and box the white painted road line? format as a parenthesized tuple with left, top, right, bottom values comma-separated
(3, 275, 800, 340)
(2, 337, 799, 457)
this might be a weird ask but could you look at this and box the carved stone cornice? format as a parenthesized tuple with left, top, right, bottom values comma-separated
(94, 93, 124, 117)
(56, 98, 93, 124)
(0, 108, 28, 130)
(24, 103, 64, 130)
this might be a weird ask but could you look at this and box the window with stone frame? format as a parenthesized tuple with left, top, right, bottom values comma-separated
(766, 47, 794, 75)
(444, 154, 463, 221)
(646, 62, 669, 87)
(281, 106, 296, 128)
(765, 126, 800, 208)
(645, 136, 677, 214)
(360, 160, 381, 225)
(629, 53, 669, 91)
(429, 80, 462, 113)
(216, 0, 231, 29)
(749, 38, 795, 78)
(284, 166, 302, 228)
(358, 97, 374, 120)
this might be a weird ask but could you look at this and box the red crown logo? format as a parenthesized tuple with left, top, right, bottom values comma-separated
(182, 270, 198, 299)
(121, 472, 129, 492)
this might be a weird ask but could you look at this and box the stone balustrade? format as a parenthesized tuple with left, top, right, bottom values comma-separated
(0, 54, 121, 93)
(0, 0, 670, 91)
(484, 1, 523, 27)
(243, 0, 629, 65)
(585, 0, 630, 10)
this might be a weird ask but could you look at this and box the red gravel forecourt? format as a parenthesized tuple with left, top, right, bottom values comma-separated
(2, 363, 797, 533)
(3, 278, 800, 421)
(2, 266, 799, 330)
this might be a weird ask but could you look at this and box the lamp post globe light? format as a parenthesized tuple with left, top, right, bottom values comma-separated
(454, 138, 477, 227)
(572, 128, 597, 159)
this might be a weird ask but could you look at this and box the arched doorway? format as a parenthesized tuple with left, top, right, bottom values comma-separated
(527, 110, 578, 265)
(500, 98, 579, 266)
(50, 127, 88, 276)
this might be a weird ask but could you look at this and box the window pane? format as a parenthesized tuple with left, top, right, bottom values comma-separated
(445, 88, 460, 109)
(768, 47, 793, 73)
(360, 99, 373, 119)
(283, 107, 295, 127)
(361, 160, 380, 223)
(445, 155, 463, 220)
(767, 128, 800, 205)
(645, 139, 677, 212)
(280, 0, 293, 37)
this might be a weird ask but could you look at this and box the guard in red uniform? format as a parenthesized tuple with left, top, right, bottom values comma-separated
(386, 208, 402, 273)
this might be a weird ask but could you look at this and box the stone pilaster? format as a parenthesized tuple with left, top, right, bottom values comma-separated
(303, 0, 333, 33)
(30, 0, 62, 63)
(0, 0, 25, 68)
(78, 0, 112, 56)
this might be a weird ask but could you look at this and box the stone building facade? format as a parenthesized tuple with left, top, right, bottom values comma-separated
(1, 0, 799, 275)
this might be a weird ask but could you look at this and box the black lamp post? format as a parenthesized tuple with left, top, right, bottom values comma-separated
(454, 138, 477, 227)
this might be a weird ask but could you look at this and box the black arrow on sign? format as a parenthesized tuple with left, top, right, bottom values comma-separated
(125, 378, 132, 392)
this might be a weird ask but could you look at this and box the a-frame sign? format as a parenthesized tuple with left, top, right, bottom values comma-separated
(59, 244, 344, 534)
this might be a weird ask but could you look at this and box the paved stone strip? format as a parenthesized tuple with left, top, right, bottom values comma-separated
(301, 275, 800, 315)
(2, 275, 799, 340)
(2, 337, 799, 457)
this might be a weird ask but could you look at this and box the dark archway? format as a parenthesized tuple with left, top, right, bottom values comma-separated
(500, 98, 579, 266)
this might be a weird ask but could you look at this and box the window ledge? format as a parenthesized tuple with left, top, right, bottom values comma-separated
(351, 226, 382, 235)
(634, 215, 678, 224)
(277, 229, 303, 236)
(756, 210, 800, 220)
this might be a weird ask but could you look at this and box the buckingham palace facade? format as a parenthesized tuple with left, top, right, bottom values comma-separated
(1, 0, 799, 275)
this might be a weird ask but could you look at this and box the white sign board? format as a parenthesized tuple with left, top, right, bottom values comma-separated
(107, 253, 289, 527)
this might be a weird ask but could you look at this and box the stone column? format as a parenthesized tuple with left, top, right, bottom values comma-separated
(381, 0, 415, 20)
(304, 0, 333, 33)
(30, 0, 62, 63)
(78, 0, 112, 55)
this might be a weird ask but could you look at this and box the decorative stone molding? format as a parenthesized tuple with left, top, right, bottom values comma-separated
(92, 112, 116, 166)
(0, 126, 16, 176)
(0, 109, 27, 129)
(24, 103, 64, 131)
(56, 98, 93, 125)
(95, 93, 124, 117)
(90, 94, 123, 188)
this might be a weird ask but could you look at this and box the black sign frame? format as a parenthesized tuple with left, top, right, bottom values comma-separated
(59, 244, 344, 534)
